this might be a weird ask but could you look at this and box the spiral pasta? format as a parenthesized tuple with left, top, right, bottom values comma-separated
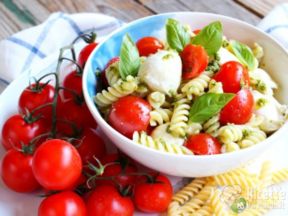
(208, 188, 229, 216)
(168, 95, 190, 137)
(218, 124, 244, 144)
(238, 128, 266, 148)
(208, 79, 223, 94)
(149, 108, 172, 126)
(171, 178, 207, 206)
(203, 115, 220, 137)
(133, 83, 150, 98)
(179, 184, 214, 214)
(132, 131, 192, 155)
(105, 60, 120, 86)
(94, 75, 138, 107)
(222, 142, 240, 153)
(147, 91, 166, 109)
(213, 168, 258, 190)
(181, 71, 213, 99)
(186, 122, 202, 136)
(190, 205, 213, 216)
(272, 168, 288, 184)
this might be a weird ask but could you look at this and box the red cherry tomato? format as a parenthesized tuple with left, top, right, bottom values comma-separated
(18, 83, 55, 118)
(57, 98, 97, 135)
(1, 114, 47, 150)
(76, 128, 106, 164)
(213, 61, 250, 93)
(108, 95, 151, 138)
(32, 139, 82, 190)
(220, 89, 254, 124)
(193, 29, 201, 35)
(38, 191, 86, 216)
(180, 44, 209, 80)
(134, 174, 173, 213)
(136, 36, 164, 57)
(87, 185, 134, 216)
(96, 153, 138, 188)
(184, 133, 221, 155)
(63, 71, 82, 100)
(1, 150, 40, 192)
(78, 43, 98, 68)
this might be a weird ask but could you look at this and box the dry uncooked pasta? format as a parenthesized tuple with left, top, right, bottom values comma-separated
(168, 162, 288, 216)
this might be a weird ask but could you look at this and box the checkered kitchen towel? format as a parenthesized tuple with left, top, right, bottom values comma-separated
(0, 12, 123, 93)
(1, 4, 288, 92)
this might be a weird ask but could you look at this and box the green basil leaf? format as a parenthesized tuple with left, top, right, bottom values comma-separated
(191, 21, 223, 56)
(189, 93, 235, 123)
(230, 40, 256, 70)
(166, 18, 191, 52)
(119, 34, 140, 80)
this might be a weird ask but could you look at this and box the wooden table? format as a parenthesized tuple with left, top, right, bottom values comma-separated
(0, 0, 287, 40)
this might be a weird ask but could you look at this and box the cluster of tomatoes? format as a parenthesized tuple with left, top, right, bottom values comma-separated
(0, 33, 172, 216)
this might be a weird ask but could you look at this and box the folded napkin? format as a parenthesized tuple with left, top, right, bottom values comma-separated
(0, 12, 123, 92)
(258, 3, 288, 49)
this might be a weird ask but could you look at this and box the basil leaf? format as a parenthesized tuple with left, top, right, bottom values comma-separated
(119, 34, 140, 80)
(192, 21, 223, 56)
(230, 40, 256, 70)
(189, 93, 235, 123)
(166, 18, 191, 52)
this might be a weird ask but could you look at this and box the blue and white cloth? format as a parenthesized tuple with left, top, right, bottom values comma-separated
(0, 12, 123, 93)
(1, 4, 288, 93)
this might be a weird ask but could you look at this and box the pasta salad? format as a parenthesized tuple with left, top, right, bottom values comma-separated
(94, 18, 288, 155)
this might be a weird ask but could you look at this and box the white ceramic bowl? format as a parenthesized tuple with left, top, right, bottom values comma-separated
(83, 12, 288, 177)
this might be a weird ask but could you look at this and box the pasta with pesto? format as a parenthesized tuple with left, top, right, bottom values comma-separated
(94, 18, 287, 157)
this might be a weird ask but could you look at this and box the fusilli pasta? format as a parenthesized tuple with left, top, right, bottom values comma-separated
(238, 128, 266, 148)
(94, 75, 138, 107)
(181, 71, 213, 99)
(272, 168, 288, 184)
(149, 108, 172, 126)
(218, 124, 244, 144)
(105, 60, 120, 86)
(168, 95, 190, 137)
(147, 91, 166, 109)
(203, 115, 220, 137)
(132, 131, 192, 155)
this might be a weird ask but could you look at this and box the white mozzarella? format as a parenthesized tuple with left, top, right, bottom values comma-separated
(218, 47, 240, 65)
(138, 50, 182, 95)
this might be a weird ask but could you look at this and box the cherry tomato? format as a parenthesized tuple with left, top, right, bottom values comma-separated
(76, 128, 106, 164)
(213, 61, 250, 93)
(193, 29, 201, 35)
(96, 153, 138, 188)
(184, 133, 221, 155)
(32, 139, 82, 190)
(1, 114, 47, 150)
(1, 149, 40, 192)
(136, 37, 164, 57)
(87, 185, 134, 216)
(18, 83, 55, 118)
(62, 71, 82, 100)
(220, 89, 254, 124)
(108, 95, 151, 138)
(38, 191, 86, 216)
(180, 44, 209, 80)
(78, 43, 98, 68)
(134, 174, 173, 213)
(57, 98, 97, 135)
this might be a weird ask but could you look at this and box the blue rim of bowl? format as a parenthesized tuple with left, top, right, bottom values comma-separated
(82, 11, 288, 159)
